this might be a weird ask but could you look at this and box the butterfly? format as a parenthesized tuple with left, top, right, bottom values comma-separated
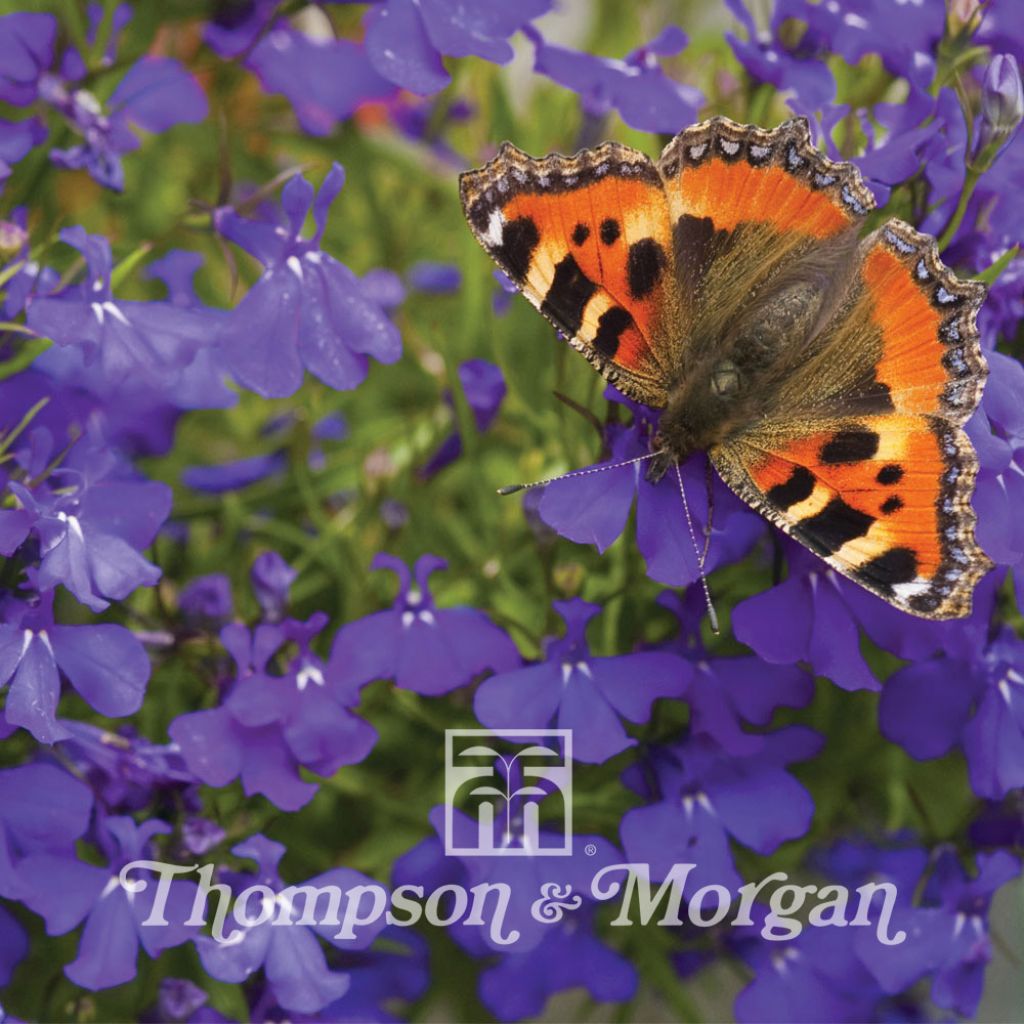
(459, 116, 993, 620)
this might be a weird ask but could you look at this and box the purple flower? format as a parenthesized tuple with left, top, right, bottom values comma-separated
(620, 727, 822, 892)
(57, 720, 195, 813)
(733, 540, 997, 692)
(215, 165, 401, 397)
(527, 24, 704, 133)
(365, 0, 553, 96)
(475, 598, 687, 764)
(0, 902, 27, 987)
(421, 359, 506, 477)
(657, 590, 813, 756)
(856, 849, 1021, 1017)
(179, 574, 234, 627)
(170, 616, 376, 810)
(181, 453, 285, 493)
(537, 393, 763, 589)
(245, 28, 395, 136)
(479, 907, 637, 1021)
(328, 553, 520, 698)
(3, 446, 170, 613)
(0, 12, 56, 106)
(16, 816, 199, 990)
(26, 227, 214, 387)
(194, 835, 385, 1014)
(250, 551, 298, 621)
(407, 260, 462, 293)
(880, 628, 1024, 799)
(45, 57, 207, 191)
(0, 593, 151, 743)
(0, 761, 92, 899)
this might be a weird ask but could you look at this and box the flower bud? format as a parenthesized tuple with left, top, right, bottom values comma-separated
(982, 54, 1024, 134)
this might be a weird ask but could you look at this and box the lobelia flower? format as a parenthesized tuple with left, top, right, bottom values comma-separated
(656, 590, 813, 757)
(43, 56, 208, 191)
(26, 227, 214, 387)
(855, 848, 1021, 1017)
(620, 727, 822, 893)
(0, 592, 151, 743)
(536, 390, 764, 588)
(0, 761, 93, 900)
(328, 553, 520, 698)
(16, 815, 199, 991)
(194, 835, 386, 1014)
(0, 12, 56, 106)
(475, 597, 687, 764)
(0, 902, 27, 987)
(394, 803, 624, 955)
(407, 261, 462, 294)
(420, 359, 506, 478)
(526, 24, 704, 134)
(181, 454, 286, 494)
(179, 574, 234, 628)
(364, 0, 553, 96)
(249, 550, 298, 621)
(56, 720, 195, 813)
(2, 441, 170, 614)
(243, 27, 396, 137)
(169, 615, 377, 811)
(311, 927, 429, 1024)
(215, 164, 402, 398)
(974, 53, 1024, 169)
(879, 627, 1024, 799)
(731, 539, 998, 692)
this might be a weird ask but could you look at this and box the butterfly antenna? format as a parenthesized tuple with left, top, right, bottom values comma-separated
(674, 461, 720, 636)
(496, 451, 661, 495)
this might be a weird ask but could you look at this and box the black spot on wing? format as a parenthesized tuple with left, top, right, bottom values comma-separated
(572, 223, 590, 246)
(846, 367, 895, 414)
(796, 498, 874, 555)
(495, 216, 540, 283)
(880, 495, 903, 515)
(593, 307, 633, 359)
(540, 254, 597, 337)
(876, 464, 903, 485)
(627, 238, 667, 300)
(600, 218, 620, 245)
(767, 466, 815, 509)
(674, 214, 730, 296)
(858, 547, 918, 589)
(820, 429, 880, 464)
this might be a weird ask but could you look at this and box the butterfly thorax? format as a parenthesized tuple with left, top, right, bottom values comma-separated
(648, 279, 830, 482)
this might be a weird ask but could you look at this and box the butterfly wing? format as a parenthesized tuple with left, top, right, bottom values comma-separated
(460, 141, 679, 406)
(712, 219, 990, 619)
(656, 117, 874, 358)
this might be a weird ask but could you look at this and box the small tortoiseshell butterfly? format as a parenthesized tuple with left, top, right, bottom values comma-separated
(460, 117, 992, 620)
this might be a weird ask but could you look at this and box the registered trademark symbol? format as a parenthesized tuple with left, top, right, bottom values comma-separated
(585, 843, 597, 856)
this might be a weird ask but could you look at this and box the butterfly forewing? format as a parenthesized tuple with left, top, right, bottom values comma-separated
(459, 141, 681, 407)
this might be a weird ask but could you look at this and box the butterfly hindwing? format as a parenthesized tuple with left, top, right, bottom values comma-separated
(460, 141, 679, 406)
(714, 220, 990, 618)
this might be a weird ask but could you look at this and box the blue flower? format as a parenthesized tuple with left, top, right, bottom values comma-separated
(0, 12, 56, 106)
(620, 727, 822, 892)
(170, 615, 376, 811)
(0, 593, 152, 743)
(475, 598, 687, 764)
(365, 0, 553, 95)
(215, 164, 402, 398)
(194, 835, 386, 1014)
(26, 227, 214, 387)
(16, 816, 199, 990)
(328, 553, 520, 698)
(526, 24, 704, 134)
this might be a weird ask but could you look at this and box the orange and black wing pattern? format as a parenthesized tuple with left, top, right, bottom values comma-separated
(459, 142, 679, 406)
(714, 220, 990, 619)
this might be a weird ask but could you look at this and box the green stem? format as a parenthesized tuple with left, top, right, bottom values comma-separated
(937, 166, 981, 250)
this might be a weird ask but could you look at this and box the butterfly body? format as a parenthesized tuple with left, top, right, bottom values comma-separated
(461, 117, 993, 619)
